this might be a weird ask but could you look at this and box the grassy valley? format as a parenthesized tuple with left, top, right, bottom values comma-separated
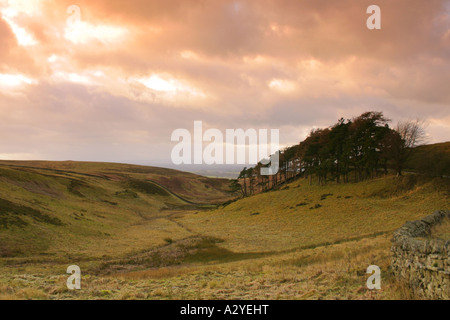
(0, 161, 233, 258)
(0, 160, 448, 300)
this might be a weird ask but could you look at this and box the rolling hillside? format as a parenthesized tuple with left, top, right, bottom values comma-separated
(0, 161, 235, 258)
(405, 141, 450, 176)
(0, 160, 448, 300)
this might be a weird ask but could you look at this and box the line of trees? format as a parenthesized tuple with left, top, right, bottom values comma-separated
(234, 111, 426, 197)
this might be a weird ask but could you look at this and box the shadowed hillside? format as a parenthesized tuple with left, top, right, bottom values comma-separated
(0, 161, 236, 257)
(405, 142, 450, 177)
(0, 161, 234, 204)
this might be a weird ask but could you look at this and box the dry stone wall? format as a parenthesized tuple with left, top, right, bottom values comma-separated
(391, 210, 449, 299)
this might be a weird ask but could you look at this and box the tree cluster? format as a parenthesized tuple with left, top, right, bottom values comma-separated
(234, 111, 426, 196)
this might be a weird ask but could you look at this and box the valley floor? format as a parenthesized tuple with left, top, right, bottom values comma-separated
(2, 231, 417, 300)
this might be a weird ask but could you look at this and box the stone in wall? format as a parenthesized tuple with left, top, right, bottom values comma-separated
(391, 210, 449, 299)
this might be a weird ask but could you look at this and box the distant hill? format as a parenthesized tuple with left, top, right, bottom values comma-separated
(0, 161, 234, 204)
(405, 141, 450, 176)
(0, 161, 235, 257)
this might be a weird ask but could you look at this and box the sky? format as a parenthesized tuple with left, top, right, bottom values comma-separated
(0, 0, 449, 168)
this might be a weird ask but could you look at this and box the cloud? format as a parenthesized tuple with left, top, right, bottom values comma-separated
(0, 0, 448, 165)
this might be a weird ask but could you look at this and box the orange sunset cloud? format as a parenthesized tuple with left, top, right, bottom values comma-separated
(0, 0, 448, 165)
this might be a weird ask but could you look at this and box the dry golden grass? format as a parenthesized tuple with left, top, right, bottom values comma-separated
(430, 217, 450, 240)
(0, 234, 419, 300)
(0, 161, 448, 300)
(178, 176, 449, 253)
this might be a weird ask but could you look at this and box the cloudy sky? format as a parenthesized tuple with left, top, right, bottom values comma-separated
(0, 0, 449, 167)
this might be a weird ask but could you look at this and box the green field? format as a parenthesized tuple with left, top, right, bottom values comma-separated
(0, 160, 448, 300)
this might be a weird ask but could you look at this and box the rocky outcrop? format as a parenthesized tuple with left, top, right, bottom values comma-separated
(391, 210, 449, 299)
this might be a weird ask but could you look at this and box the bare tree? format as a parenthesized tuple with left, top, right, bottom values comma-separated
(396, 119, 427, 150)
(386, 119, 427, 176)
